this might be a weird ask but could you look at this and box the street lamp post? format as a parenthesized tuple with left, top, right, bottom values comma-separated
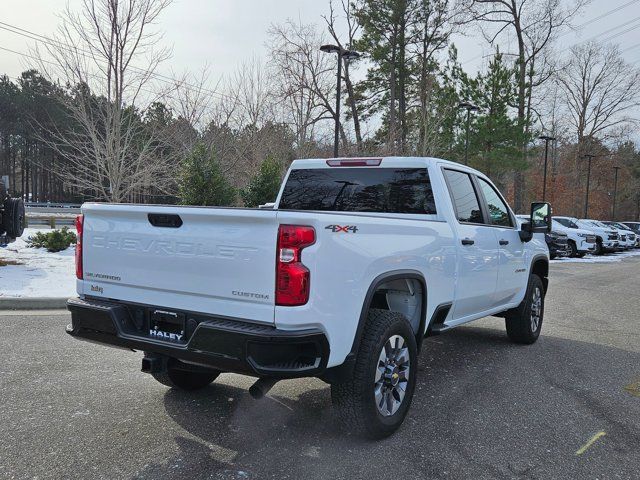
(583, 154, 596, 218)
(458, 102, 479, 166)
(320, 44, 360, 158)
(612, 166, 621, 221)
(538, 135, 556, 202)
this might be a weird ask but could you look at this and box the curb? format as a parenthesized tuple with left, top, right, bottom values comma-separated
(0, 297, 69, 310)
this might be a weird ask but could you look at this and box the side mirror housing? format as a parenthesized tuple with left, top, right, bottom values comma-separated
(519, 202, 552, 242)
(530, 202, 552, 233)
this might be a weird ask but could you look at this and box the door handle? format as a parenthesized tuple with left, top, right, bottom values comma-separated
(499, 239, 509, 245)
(461, 238, 475, 246)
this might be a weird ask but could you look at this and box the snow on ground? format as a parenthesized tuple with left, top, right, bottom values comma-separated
(550, 248, 640, 263)
(0, 228, 76, 298)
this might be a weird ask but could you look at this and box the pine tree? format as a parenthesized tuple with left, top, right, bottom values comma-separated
(240, 157, 283, 207)
(179, 143, 235, 206)
(460, 50, 524, 182)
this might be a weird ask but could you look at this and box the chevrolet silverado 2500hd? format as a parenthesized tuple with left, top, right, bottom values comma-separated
(66, 157, 551, 438)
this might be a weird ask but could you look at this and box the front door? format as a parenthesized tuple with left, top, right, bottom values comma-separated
(443, 169, 499, 320)
(475, 176, 527, 306)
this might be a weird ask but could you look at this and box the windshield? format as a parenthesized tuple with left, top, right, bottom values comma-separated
(556, 218, 579, 228)
(613, 222, 631, 230)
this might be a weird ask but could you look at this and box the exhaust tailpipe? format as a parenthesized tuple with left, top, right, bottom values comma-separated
(249, 377, 278, 399)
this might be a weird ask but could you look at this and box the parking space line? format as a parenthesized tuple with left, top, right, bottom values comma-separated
(576, 431, 606, 456)
(624, 380, 640, 397)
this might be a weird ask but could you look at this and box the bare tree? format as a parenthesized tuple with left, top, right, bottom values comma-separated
(557, 42, 640, 145)
(323, 0, 363, 149)
(33, 0, 175, 202)
(458, 0, 588, 210)
(268, 20, 347, 151)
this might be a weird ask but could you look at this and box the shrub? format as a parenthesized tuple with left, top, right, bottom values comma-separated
(27, 227, 77, 252)
(240, 156, 284, 208)
(179, 143, 236, 206)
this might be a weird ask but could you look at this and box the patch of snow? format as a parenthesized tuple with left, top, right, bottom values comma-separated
(0, 228, 76, 298)
(551, 249, 640, 264)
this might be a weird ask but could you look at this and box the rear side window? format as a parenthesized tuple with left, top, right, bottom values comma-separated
(443, 169, 484, 224)
(279, 168, 437, 214)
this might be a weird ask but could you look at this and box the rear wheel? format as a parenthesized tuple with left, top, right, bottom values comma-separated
(148, 356, 219, 391)
(505, 274, 545, 344)
(331, 309, 417, 439)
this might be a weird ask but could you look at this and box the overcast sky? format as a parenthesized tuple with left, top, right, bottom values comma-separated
(1, 0, 639, 95)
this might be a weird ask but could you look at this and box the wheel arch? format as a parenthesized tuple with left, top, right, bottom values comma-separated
(531, 254, 549, 293)
(320, 269, 427, 384)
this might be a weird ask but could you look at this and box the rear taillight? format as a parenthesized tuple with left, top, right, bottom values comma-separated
(75, 214, 83, 279)
(275, 225, 315, 306)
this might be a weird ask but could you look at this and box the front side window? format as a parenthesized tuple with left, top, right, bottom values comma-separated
(477, 177, 513, 227)
(279, 168, 437, 214)
(443, 169, 484, 224)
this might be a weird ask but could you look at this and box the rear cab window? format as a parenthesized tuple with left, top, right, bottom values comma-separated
(442, 169, 484, 224)
(278, 167, 437, 214)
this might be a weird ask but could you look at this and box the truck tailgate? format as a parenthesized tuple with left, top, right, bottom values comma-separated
(80, 203, 278, 324)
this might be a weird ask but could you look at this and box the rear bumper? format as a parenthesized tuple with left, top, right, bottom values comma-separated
(66, 297, 329, 379)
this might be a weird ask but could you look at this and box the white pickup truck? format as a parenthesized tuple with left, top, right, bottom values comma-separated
(67, 157, 551, 438)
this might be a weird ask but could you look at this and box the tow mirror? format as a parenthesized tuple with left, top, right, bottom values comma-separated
(530, 202, 552, 233)
(519, 202, 552, 242)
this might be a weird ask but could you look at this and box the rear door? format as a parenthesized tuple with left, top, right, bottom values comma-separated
(442, 169, 499, 320)
(81, 204, 279, 324)
(475, 176, 527, 306)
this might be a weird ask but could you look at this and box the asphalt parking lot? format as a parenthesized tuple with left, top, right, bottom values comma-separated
(1, 255, 639, 480)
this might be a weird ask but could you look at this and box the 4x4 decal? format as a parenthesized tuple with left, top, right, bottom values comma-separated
(325, 225, 358, 233)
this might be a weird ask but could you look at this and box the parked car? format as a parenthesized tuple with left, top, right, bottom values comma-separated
(517, 215, 570, 259)
(622, 222, 640, 246)
(603, 222, 638, 248)
(66, 156, 552, 439)
(555, 216, 618, 255)
(0, 178, 25, 246)
(589, 220, 632, 250)
(550, 218, 597, 257)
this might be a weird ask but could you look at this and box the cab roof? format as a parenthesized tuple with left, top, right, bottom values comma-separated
(290, 156, 485, 176)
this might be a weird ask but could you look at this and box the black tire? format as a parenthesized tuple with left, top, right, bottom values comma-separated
(505, 274, 545, 344)
(567, 240, 578, 258)
(575, 252, 585, 258)
(331, 309, 417, 439)
(149, 356, 219, 391)
(594, 239, 603, 255)
(2, 197, 24, 238)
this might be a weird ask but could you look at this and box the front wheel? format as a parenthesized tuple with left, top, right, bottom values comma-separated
(331, 309, 417, 439)
(505, 274, 545, 344)
(594, 240, 603, 255)
(568, 241, 578, 258)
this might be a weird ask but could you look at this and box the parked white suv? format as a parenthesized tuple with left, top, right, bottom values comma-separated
(556, 217, 618, 255)
(66, 157, 551, 438)
(603, 222, 637, 249)
(550, 218, 596, 257)
(622, 222, 640, 247)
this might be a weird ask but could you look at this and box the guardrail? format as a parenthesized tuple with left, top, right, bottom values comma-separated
(24, 213, 76, 229)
